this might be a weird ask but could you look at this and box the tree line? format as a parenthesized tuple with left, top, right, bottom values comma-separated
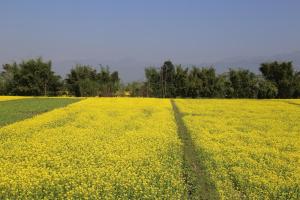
(0, 57, 299, 98)
(0, 58, 120, 97)
(142, 61, 300, 98)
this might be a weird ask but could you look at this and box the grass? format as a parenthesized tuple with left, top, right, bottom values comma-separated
(0, 97, 81, 127)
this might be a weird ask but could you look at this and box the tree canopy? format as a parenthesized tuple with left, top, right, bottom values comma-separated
(65, 65, 120, 97)
(0, 58, 61, 96)
(0, 58, 299, 98)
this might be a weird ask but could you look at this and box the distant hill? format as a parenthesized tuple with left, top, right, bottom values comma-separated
(52, 58, 157, 83)
(212, 51, 300, 73)
(51, 51, 300, 82)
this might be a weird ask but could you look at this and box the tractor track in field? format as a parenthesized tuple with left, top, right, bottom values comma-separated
(171, 99, 219, 200)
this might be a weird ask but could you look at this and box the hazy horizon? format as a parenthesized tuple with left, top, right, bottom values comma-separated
(1, 0, 300, 81)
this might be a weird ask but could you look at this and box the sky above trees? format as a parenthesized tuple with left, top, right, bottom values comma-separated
(0, 0, 300, 81)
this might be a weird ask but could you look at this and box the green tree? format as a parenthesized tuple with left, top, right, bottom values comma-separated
(186, 67, 203, 98)
(228, 69, 258, 98)
(260, 61, 295, 98)
(78, 79, 99, 97)
(198, 67, 218, 97)
(97, 66, 120, 96)
(66, 65, 98, 97)
(1, 58, 61, 96)
(257, 79, 278, 99)
(293, 72, 300, 98)
(109, 71, 120, 96)
(174, 65, 188, 97)
(66, 64, 120, 97)
(214, 74, 233, 98)
(186, 67, 219, 98)
(0, 62, 19, 95)
(160, 61, 176, 98)
(145, 67, 160, 97)
(125, 81, 147, 97)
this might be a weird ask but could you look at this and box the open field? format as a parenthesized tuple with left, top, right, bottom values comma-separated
(0, 98, 185, 199)
(0, 98, 81, 127)
(175, 99, 300, 199)
(0, 97, 299, 199)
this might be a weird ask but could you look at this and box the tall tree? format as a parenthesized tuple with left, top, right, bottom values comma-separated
(145, 67, 160, 97)
(198, 67, 218, 97)
(160, 61, 176, 98)
(66, 65, 120, 97)
(66, 65, 98, 97)
(125, 81, 147, 97)
(110, 71, 120, 95)
(257, 78, 278, 99)
(97, 66, 120, 96)
(293, 72, 300, 98)
(213, 73, 233, 98)
(0, 62, 19, 95)
(174, 65, 188, 97)
(228, 69, 258, 98)
(1, 58, 61, 96)
(260, 61, 295, 98)
(186, 67, 203, 98)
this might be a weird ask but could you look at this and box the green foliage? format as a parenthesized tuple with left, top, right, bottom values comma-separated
(257, 79, 278, 99)
(187, 67, 219, 98)
(125, 81, 147, 97)
(0, 76, 6, 95)
(161, 61, 176, 97)
(1, 57, 299, 98)
(145, 67, 161, 97)
(0, 62, 19, 95)
(260, 61, 297, 98)
(293, 72, 300, 98)
(78, 79, 99, 97)
(228, 69, 259, 98)
(174, 65, 188, 97)
(97, 67, 120, 97)
(66, 65, 98, 97)
(143, 60, 300, 99)
(66, 65, 120, 97)
(0, 58, 61, 96)
(0, 97, 80, 127)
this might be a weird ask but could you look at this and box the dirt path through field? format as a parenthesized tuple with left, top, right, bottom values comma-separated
(171, 99, 219, 200)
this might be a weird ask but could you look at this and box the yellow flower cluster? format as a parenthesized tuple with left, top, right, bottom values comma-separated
(175, 99, 300, 199)
(0, 96, 30, 101)
(0, 98, 186, 199)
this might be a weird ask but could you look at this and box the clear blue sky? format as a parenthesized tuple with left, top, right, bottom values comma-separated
(1, 0, 300, 80)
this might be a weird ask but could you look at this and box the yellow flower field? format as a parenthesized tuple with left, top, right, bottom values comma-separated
(175, 99, 300, 199)
(0, 96, 30, 101)
(0, 98, 186, 199)
(1, 97, 299, 199)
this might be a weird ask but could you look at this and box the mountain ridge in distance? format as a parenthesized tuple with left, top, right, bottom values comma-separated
(52, 51, 300, 82)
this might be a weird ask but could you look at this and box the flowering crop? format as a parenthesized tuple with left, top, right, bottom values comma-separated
(175, 99, 300, 199)
(0, 96, 30, 101)
(0, 98, 186, 199)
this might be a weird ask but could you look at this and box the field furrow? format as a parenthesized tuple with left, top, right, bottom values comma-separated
(171, 99, 219, 200)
